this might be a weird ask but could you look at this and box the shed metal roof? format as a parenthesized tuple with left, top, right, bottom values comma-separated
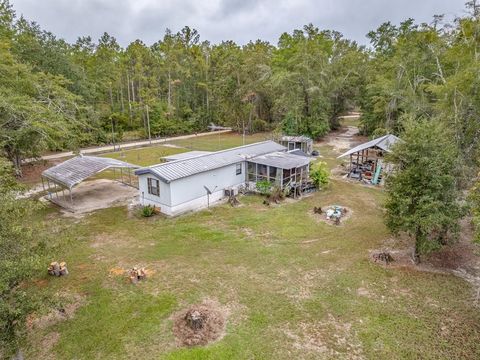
(338, 134, 401, 158)
(249, 151, 312, 169)
(280, 135, 313, 143)
(162, 151, 212, 162)
(135, 141, 286, 183)
(42, 155, 139, 189)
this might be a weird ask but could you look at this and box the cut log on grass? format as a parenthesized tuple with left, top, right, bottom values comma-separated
(48, 261, 68, 276)
(59, 262, 69, 276)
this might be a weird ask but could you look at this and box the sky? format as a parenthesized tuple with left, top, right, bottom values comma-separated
(10, 0, 468, 47)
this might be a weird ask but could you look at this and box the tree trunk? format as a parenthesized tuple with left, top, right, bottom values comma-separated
(413, 228, 422, 264)
(126, 72, 133, 123)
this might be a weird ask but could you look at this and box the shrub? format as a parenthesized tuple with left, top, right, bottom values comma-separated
(140, 205, 157, 217)
(256, 180, 272, 195)
(268, 185, 287, 203)
(310, 161, 330, 189)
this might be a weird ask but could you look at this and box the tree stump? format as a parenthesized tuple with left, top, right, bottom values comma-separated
(313, 206, 322, 214)
(184, 310, 206, 331)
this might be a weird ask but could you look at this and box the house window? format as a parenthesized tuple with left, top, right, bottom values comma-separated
(236, 163, 242, 175)
(147, 177, 160, 196)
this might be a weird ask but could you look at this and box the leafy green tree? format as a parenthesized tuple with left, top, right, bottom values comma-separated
(0, 158, 43, 356)
(385, 119, 463, 262)
(310, 161, 330, 189)
(468, 177, 480, 243)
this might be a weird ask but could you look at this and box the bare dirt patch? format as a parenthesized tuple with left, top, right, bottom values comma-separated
(41, 331, 60, 353)
(172, 299, 228, 347)
(45, 179, 138, 217)
(27, 293, 86, 331)
(372, 219, 480, 304)
(283, 314, 364, 359)
(20, 159, 61, 186)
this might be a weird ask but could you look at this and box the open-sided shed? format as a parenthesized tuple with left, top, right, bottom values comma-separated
(337, 134, 401, 185)
(41, 155, 139, 208)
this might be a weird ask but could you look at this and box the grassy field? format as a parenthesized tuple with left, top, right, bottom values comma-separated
(24, 131, 480, 359)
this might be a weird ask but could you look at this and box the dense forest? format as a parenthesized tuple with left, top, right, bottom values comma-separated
(1, 0, 480, 356)
(0, 1, 479, 175)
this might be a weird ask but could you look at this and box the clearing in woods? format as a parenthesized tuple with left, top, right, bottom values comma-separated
(23, 121, 480, 359)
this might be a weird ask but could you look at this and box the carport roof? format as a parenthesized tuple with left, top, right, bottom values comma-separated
(42, 155, 139, 189)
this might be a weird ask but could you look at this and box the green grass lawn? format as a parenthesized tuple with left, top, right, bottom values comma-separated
(23, 131, 480, 359)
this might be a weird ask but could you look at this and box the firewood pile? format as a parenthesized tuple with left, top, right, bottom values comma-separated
(47, 261, 69, 277)
(128, 267, 147, 284)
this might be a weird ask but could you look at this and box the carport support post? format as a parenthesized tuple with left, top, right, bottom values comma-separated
(46, 178, 52, 199)
(69, 188, 73, 205)
(41, 176, 45, 192)
(128, 168, 132, 186)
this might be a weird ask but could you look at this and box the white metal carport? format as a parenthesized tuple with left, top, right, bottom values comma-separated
(41, 155, 139, 208)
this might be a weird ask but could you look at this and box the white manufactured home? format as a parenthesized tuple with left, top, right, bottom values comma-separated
(135, 141, 312, 216)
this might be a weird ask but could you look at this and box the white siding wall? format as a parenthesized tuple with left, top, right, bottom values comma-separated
(138, 175, 172, 210)
(138, 162, 246, 216)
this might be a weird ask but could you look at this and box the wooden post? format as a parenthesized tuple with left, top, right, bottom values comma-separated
(146, 104, 151, 144)
(70, 188, 73, 205)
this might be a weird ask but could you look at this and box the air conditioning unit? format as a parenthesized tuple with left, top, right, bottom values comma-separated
(224, 188, 238, 197)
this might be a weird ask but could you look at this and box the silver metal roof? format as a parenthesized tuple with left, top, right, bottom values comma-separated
(162, 151, 212, 162)
(338, 134, 402, 158)
(280, 135, 313, 143)
(249, 151, 312, 169)
(135, 141, 286, 183)
(42, 155, 139, 189)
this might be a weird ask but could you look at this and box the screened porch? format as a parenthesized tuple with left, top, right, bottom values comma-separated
(246, 151, 312, 189)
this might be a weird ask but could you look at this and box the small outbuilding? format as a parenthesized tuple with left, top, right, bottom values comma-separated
(279, 135, 314, 155)
(337, 134, 401, 185)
